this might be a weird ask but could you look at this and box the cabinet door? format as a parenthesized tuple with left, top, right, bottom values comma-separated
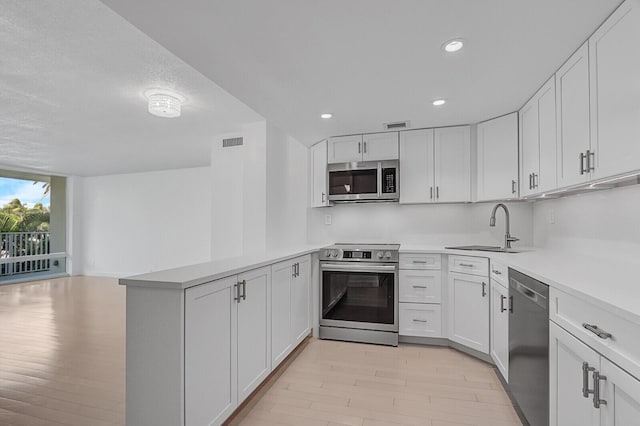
(601, 357, 640, 426)
(589, 0, 640, 180)
(362, 132, 399, 161)
(237, 267, 271, 402)
(476, 113, 519, 201)
(549, 321, 600, 426)
(310, 140, 329, 207)
(399, 129, 435, 204)
(291, 255, 311, 346)
(328, 135, 363, 163)
(185, 277, 238, 426)
(519, 96, 540, 197)
(434, 126, 471, 203)
(556, 42, 591, 188)
(271, 260, 294, 367)
(399, 269, 442, 304)
(538, 77, 558, 193)
(447, 272, 489, 354)
(490, 280, 509, 382)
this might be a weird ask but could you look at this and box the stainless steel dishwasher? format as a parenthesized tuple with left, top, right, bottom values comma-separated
(508, 268, 549, 426)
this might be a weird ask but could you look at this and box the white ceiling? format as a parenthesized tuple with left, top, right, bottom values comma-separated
(100, 0, 622, 146)
(0, 0, 262, 177)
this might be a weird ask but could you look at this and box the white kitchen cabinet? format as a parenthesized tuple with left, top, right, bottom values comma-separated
(520, 76, 557, 196)
(476, 113, 519, 201)
(600, 357, 640, 426)
(310, 140, 329, 207)
(236, 267, 271, 402)
(399, 303, 442, 338)
(447, 271, 489, 354)
(490, 279, 509, 382)
(556, 42, 591, 188)
(399, 126, 471, 204)
(328, 132, 398, 164)
(362, 132, 399, 161)
(399, 269, 442, 304)
(550, 321, 600, 426)
(185, 276, 238, 426)
(399, 129, 435, 204)
(434, 126, 471, 203)
(589, 0, 640, 180)
(271, 255, 311, 367)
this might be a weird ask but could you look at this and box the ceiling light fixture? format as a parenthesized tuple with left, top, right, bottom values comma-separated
(442, 38, 464, 53)
(144, 88, 186, 118)
(321, 113, 333, 119)
(432, 99, 446, 106)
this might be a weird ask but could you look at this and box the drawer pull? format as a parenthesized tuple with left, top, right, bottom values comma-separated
(481, 282, 487, 297)
(412, 260, 428, 264)
(412, 319, 427, 323)
(593, 371, 607, 408)
(459, 263, 474, 267)
(412, 285, 427, 289)
(583, 323, 612, 340)
(582, 362, 595, 398)
(500, 295, 507, 312)
(492, 269, 502, 275)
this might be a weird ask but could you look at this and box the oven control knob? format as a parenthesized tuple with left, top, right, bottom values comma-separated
(384, 251, 391, 259)
(325, 250, 331, 257)
(377, 252, 384, 259)
(331, 251, 339, 258)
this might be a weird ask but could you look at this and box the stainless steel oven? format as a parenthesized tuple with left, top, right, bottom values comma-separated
(328, 160, 399, 203)
(319, 244, 399, 346)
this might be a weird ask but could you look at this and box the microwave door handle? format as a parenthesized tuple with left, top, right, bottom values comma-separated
(377, 162, 382, 197)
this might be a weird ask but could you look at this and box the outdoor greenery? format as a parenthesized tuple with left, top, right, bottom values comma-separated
(0, 198, 50, 232)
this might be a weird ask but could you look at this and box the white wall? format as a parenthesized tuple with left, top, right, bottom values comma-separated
(308, 201, 534, 247)
(75, 167, 212, 277)
(532, 183, 640, 261)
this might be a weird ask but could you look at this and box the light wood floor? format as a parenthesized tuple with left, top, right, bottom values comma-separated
(0, 276, 521, 426)
(0, 276, 125, 426)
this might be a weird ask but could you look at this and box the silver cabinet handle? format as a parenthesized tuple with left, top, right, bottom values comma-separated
(500, 295, 507, 312)
(430, 187, 433, 200)
(412, 260, 427, 264)
(358, 142, 361, 154)
(529, 173, 533, 190)
(412, 319, 427, 323)
(579, 152, 586, 175)
(593, 371, 607, 408)
(583, 323, 612, 339)
(509, 295, 513, 313)
(492, 269, 502, 275)
(436, 186, 439, 200)
(296, 262, 300, 277)
(363, 141, 367, 153)
(582, 362, 596, 397)
(412, 285, 427, 289)
(459, 263, 474, 267)
(292, 264, 297, 278)
(511, 180, 517, 194)
(321, 192, 326, 203)
(233, 282, 241, 302)
(240, 279, 247, 301)
(533, 173, 538, 188)
(587, 150, 595, 172)
(481, 282, 487, 297)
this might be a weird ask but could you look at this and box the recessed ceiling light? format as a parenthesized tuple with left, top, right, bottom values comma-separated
(432, 99, 446, 106)
(144, 88, 186, 118)
(321, 113, 333, 119)
(442, 39, 464, 53)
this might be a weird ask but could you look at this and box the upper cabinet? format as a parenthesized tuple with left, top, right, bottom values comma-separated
(476, 113, 519, 201)
(328, 132, 398, 164)
(310, 140, 329, 207)
(556, 42, 591, 188)
(520, 77, 557, 197)
(399, 126, 470, 204)
(589, 0, 640, 180)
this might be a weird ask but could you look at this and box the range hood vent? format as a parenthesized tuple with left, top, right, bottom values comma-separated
(384, 121, 410, 130)
(222, 137, 243, 147)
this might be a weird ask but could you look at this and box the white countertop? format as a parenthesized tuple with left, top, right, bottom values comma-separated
(119, 245, 323, 290)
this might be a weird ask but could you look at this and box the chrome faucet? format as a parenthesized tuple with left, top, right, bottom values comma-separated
(489, 203, 519, 249)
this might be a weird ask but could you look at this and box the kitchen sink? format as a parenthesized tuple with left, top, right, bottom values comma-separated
(445, 245, 524, 253)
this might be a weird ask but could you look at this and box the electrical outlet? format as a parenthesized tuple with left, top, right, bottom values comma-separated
(549, 209, 555, 224)
(324, 214, 332, 225)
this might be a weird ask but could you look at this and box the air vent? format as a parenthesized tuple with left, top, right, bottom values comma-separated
(222, 137, 243, 147)
(384, 121, 410, 130)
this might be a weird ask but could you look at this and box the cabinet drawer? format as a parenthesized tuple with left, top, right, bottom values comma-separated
(490, 260, 508, 287)
(399, 270, 441, 304)
(550, 288, 640, 380)
(399, 253, 441, 270)
(448, 255, 488, 276)
(399, 303, 442, 338)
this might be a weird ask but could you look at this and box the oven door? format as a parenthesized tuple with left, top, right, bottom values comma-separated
(320, 262, 398, 332)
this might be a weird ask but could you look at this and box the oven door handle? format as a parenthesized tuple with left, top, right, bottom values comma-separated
(320, 263, 397, 273)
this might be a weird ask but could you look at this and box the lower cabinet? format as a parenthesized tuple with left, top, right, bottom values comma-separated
(550, 321, 640, 426)
(448, 271, 489, 354)
(185, 266, 271, 426)
(399, 303, 442, 337)
(490, 279, 509, 382)
(271, 255, 311, 366)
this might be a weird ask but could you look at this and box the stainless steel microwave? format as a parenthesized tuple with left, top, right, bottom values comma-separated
(328, 160, 399, 202)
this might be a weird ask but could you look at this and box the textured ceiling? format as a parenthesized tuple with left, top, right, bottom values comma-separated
(100, 0, 622, 146)
(0, 0, 262, 176)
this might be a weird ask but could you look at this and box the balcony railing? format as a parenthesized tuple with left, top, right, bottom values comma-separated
(0, 231, 51, 277)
